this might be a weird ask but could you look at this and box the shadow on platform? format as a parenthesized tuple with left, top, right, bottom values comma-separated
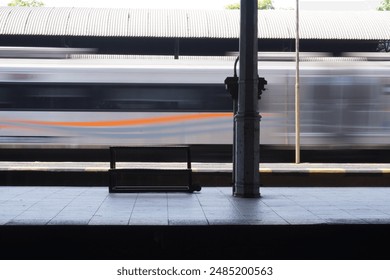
(1, 224, 390, 260)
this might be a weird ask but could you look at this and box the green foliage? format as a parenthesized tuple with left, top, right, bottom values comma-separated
(226, 0, 274, 10)
(8, 0, 44, 7)
(377, 0, 390, 52)
(377, 0, 390, 11)
(377, 40, 390, 52)
(258, 0, 274, 10)
(226, 3, 240, 9)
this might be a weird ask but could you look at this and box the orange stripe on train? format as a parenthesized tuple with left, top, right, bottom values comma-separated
(15, 113, 233, 127)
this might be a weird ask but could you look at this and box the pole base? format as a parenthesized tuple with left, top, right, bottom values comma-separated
(233, 186, 261, 198)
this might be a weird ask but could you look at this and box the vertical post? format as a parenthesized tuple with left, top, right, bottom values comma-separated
(110, 147, 116, 169)
(174, 39, 180, 60)
(234, 0, 260, 198)
(295, 0, 301, 164)
(232, 89, 238, 195)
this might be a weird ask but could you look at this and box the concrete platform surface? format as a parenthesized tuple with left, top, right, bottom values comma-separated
(2, 186, 390, 259)
(1, 186, 390, 226)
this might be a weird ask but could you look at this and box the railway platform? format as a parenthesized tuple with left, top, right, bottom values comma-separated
(1, 185, 390, 259)
(1, 162, 390, 259)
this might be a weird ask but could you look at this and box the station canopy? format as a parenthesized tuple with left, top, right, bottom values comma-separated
(0, 7, 390, 40)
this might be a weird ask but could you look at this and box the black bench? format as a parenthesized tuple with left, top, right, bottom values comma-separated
(109, 146, 201, 193)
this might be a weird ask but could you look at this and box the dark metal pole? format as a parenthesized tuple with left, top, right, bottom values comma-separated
(234, 0, 260, 197)
(295, 0, 301, 164)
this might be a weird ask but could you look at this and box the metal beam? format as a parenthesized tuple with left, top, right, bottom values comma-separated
(233, 0, 260, 198)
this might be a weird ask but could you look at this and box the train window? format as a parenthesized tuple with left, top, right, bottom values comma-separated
(0, 83, 232, 112)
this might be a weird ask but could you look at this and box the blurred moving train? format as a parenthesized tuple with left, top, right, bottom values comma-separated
(0, 53, 389, 150)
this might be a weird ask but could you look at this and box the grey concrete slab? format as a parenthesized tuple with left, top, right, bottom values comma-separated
(0, 186, 389, 226)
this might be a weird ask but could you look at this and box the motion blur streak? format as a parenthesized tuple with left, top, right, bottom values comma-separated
(13, 113, 233, 127)
(0, 53, 389, 149)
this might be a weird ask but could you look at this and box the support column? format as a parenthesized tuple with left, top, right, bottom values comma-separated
(233, 0, 260, 198)
(174, 39, 180, 59)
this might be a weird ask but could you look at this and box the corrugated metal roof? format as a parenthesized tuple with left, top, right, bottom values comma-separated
(2, 6, 32, 34)
(0, 7, 389, 40)
(66, 8, 91, 36)
(187, 10, 208, 38)
(107, 8, 128, 37)
(260, 10, 292, 39)
(24, 6, 53, 35)
(45, 8, 73, 35)
(128, 9, 148, 37)
(0, 7, 12, 34)
(87, 8, 110, 36)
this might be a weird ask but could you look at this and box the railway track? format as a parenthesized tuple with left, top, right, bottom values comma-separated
(1, 146, 390, 163)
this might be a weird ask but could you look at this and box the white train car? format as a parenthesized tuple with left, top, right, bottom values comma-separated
(0, 56, 389, 149)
